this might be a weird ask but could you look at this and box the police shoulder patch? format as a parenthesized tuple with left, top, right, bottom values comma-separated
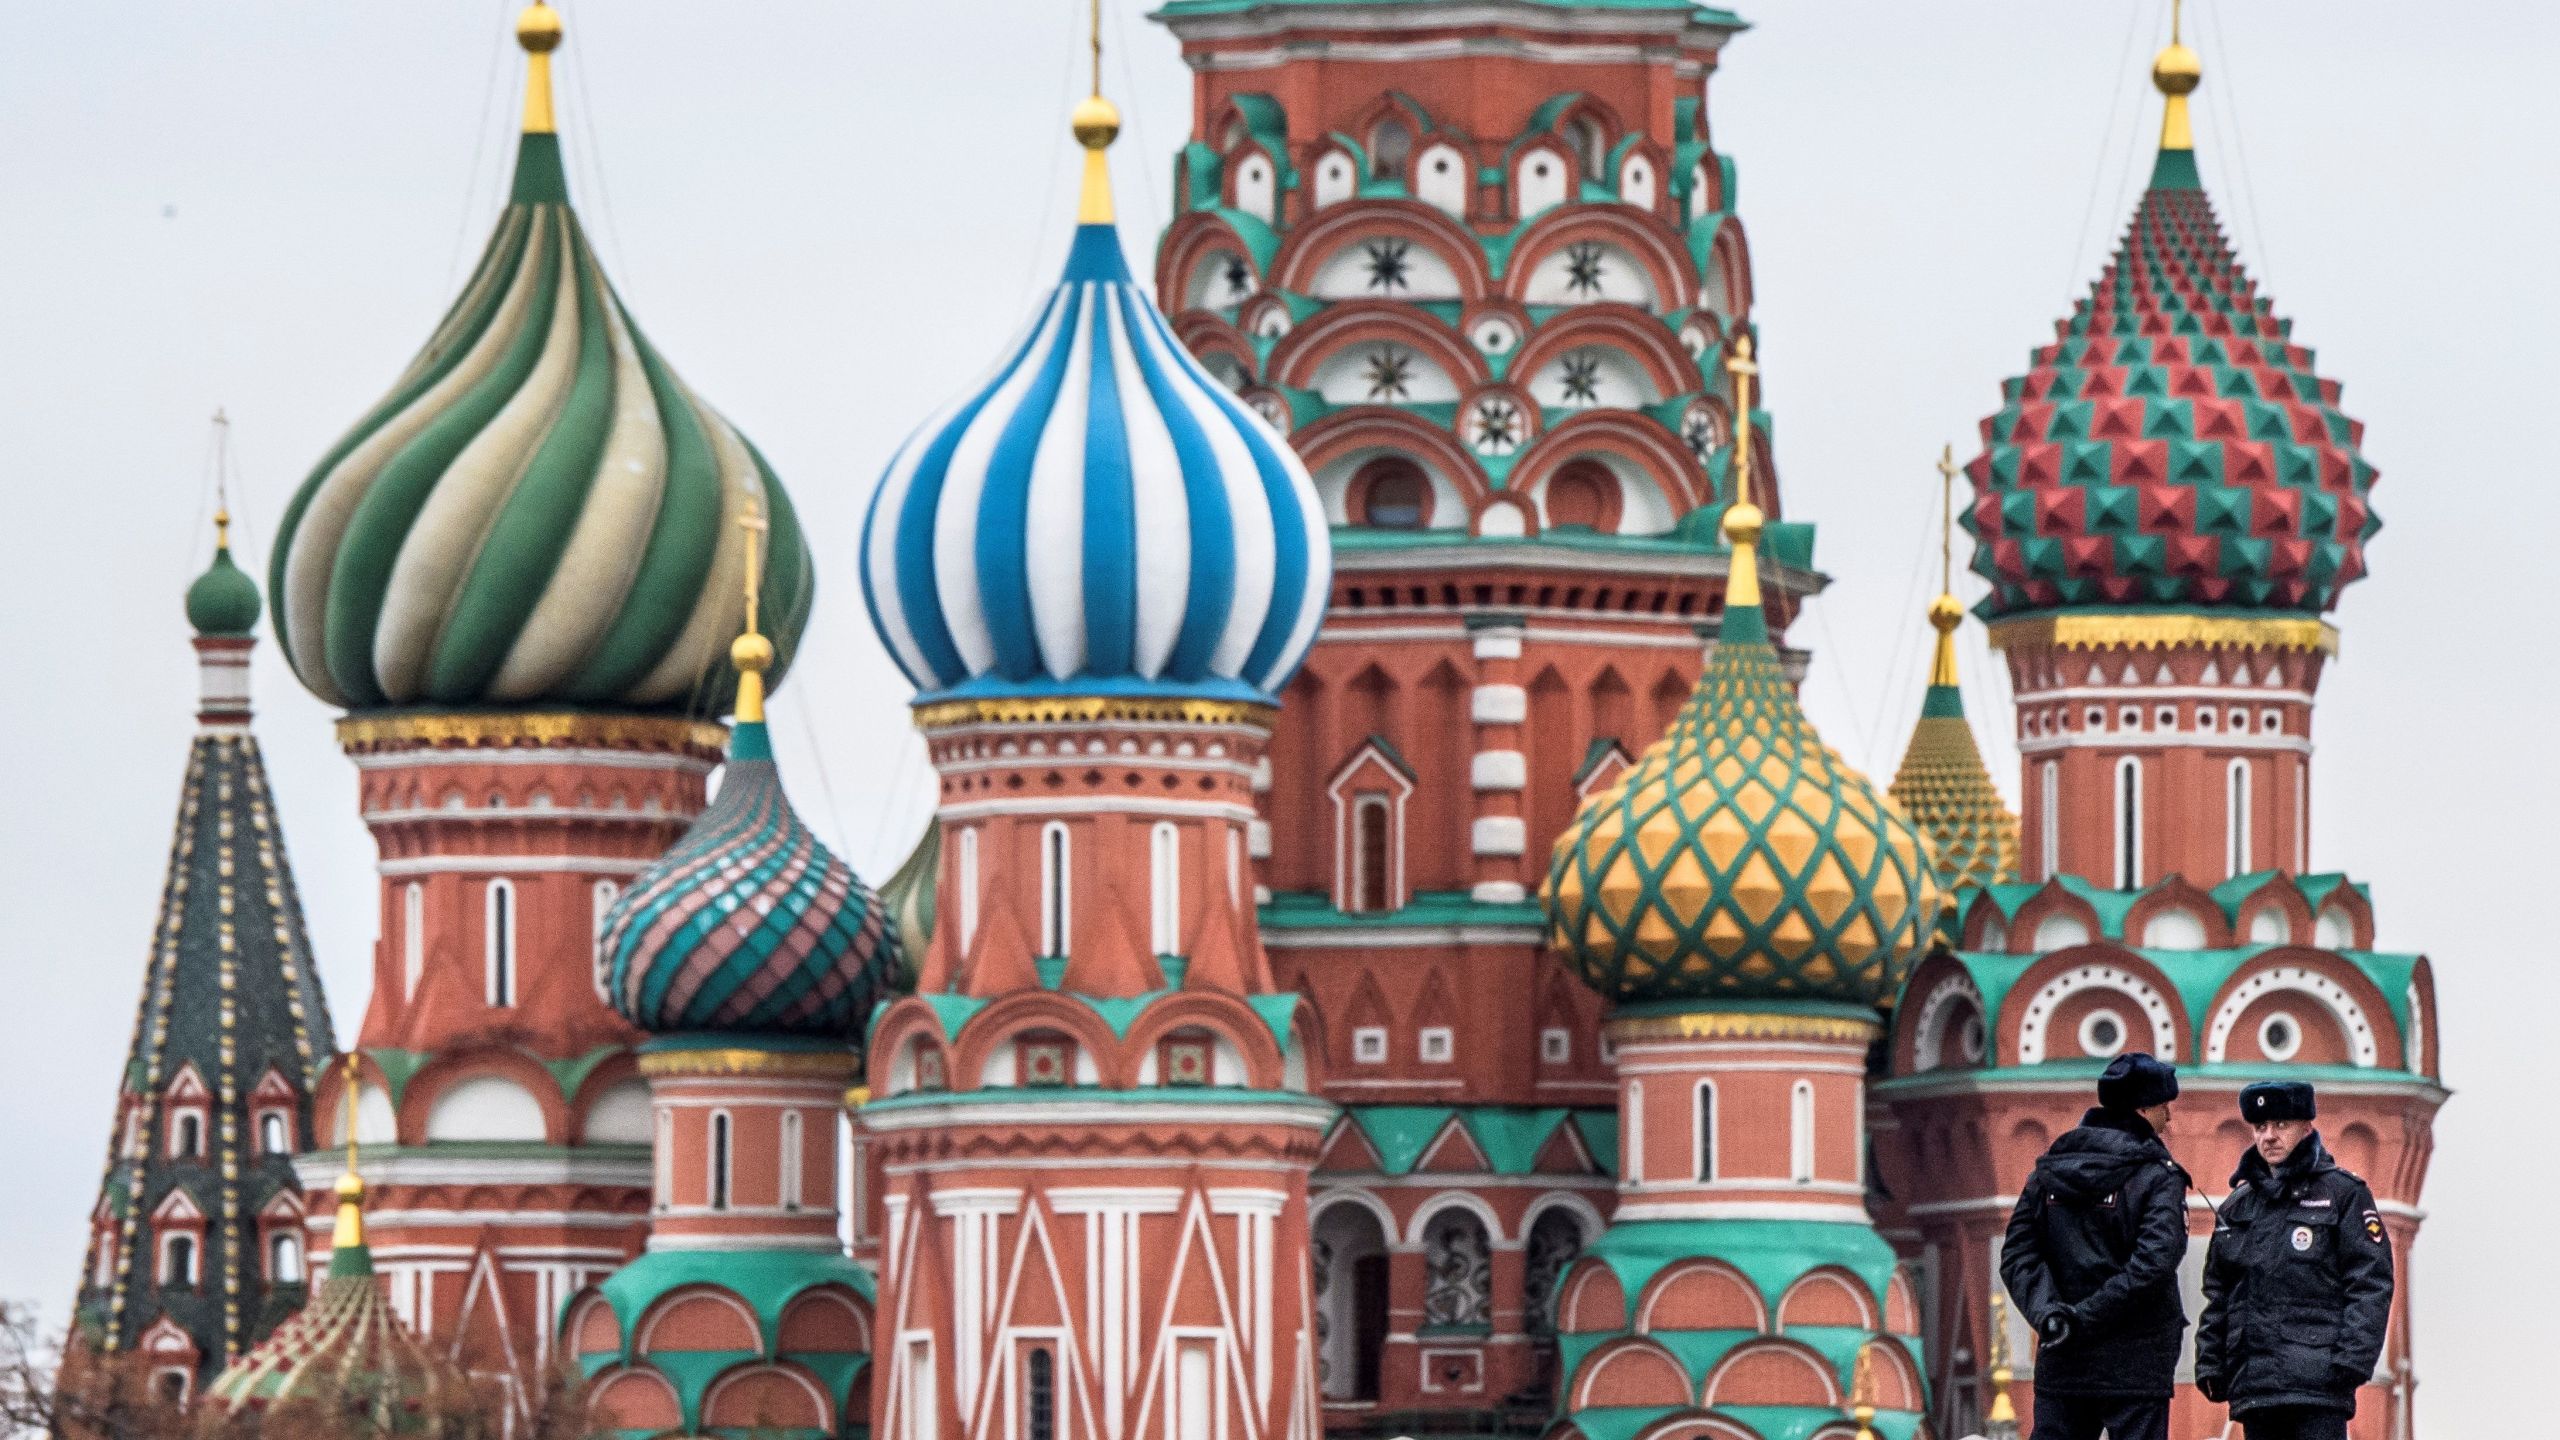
(2361, 1209, 2386, 1244)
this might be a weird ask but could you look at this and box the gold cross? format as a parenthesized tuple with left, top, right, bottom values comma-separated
(739, 496, 768, 638)
(1936, 442, 1959, 595)
(1725, 334, 1758, 510)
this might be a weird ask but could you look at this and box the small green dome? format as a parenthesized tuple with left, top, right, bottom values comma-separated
(186, 545, 263, 637)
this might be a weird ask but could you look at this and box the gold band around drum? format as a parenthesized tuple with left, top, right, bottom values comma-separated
(637, 1047, 863, 1081)
(1604, 1010, 1880, 1044)
(912, 695, 1277, 730)
(1988, 612, 2338, 657)
(336, 711, 730, 757)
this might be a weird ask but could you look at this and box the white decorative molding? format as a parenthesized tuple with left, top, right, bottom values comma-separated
(2203, 966, 2379, 1067)
(2015, 964, 2178, 1064)
(1470, 684, 1528, 724)
(1470, 751, 1527, 790)
(1469, 881, 1528, 905)
(1471, 817, 1527, 855)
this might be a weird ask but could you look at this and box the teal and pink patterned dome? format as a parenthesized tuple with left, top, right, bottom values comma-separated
(1963, 147, 2379, 617)
(596, 717, 896, 1037)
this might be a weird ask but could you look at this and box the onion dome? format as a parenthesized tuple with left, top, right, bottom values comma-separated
(874, 821, 939, 995)
(1964, 32, 2377, 618)
(598, 522, 897, 1037)
(860, 97, 1330, 706)
(187, 510, 263, 637)
(208, 1104, 443, 1418)
(270, 3, 813, 715)
(1544, 342, 1941, 1005)
(1888, 453, 2019, 899)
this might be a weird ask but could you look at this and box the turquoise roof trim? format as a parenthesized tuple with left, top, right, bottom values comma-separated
(580, 1248, 876, 1435)
(1332, 1104, 1612, 1176)
(1260, 888, 1545, 930)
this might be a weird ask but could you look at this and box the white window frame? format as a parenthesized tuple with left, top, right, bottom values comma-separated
(1418, 1026, 1454, 1064)
(708, 1109, 734, 1212)
(2039, 759, 2060, 881)
(901, 1334, 938, 1440)
(781, 1109, 805, 1213)
(1540, 1027, 1570, 1064)
(1790, 1080, 1815, 1183)
(1040, 823, 1071, 958)
(959, 826, 982, 953)
(159, 1230, 198, 1288)
(1351, 1027, 1388, 1065)
(403, 881, 424, 1001)
(485, 878, 517, 1008)
(1694, 1079, 1718, 1181)
(268, 1230, 303, 1285)
(1151, 822, 1182, 957)
(2114, 757, 2144, 889)
(2227, 758, 2254, 877)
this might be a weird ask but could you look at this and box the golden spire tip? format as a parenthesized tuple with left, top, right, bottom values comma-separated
(1072, 0, 1119, 222)
(1719, 334, 1764, 609)
(731, 497, 772, 724)
(1929, 443, 1962, 686)
(2153, 0, 2201, 150)
(333, 1053, 366, 1251)
(516, 3, 562, 135)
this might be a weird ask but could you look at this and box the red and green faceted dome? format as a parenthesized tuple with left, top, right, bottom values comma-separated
(1963, 162, 2379, 617)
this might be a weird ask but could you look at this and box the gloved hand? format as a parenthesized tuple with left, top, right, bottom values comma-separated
(2197, 1373, 2227, 1404)
(2037, 1311, 2074, 1348)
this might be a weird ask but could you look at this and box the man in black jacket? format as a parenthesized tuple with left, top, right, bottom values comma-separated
(2196, 1081, 2394, 1440)
(1999, 1052, 2191, 1440)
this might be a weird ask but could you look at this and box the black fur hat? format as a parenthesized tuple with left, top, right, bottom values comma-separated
(2239, 1080, 2317, 1123)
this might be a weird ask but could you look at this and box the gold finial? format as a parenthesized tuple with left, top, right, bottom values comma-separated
(516, 3, 562, 136)
(2153, 0, 2201, 151)
(1987, 1289, 2019, 1427)
(731, 496, 773, 724)
(209, 407, 234, 550)
(1071, 0, 1121, 224)
(1720, 334, 1764, 609)
(332, 1053, 366, 1252)
(1848, 1341, 1880, 1440)
(1928, 444, 1964, 688)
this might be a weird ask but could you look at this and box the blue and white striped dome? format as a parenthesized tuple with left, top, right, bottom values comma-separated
(860, 224, 1330, 705)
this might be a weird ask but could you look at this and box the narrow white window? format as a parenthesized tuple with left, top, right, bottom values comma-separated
(1226, 828, 1242, 906)
(904, 1337, 937, 1440)
(1040, 822, 1071, 957)
(781, 1110, 805, 1212)
(1151, 822, 1181, 956)
(402, 882, 424, 1000)
(1350, 795, 1394, 913)
(1626, 1080, 1645, 1184)
(2295, 759, 2309, 872)
(485, 878, 517, 1008)
(709, 1110, 733, 1212)
(958, 826, 981, 953)
(268, 1232, 303, 1284)
(654, 1108, 673, 1210)
(1790, 1080, 1815, 1183)
(847, 1123, 869, 1243)
(1174, 1338, 1215, 1440)
(2227, 759, 2254, 877)
(259, 1112, 288, 1155)
(2114, 758, 2143, 889)
(2039, 760, 2060, 880)
(592, 879, 620, 938)
(1695, 1079, 1717, 1181)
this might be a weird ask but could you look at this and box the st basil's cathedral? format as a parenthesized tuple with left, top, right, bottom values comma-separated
(67, 3, 2444, 1439)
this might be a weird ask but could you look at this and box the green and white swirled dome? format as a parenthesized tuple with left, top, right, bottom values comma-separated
(270, 6, 812, 715)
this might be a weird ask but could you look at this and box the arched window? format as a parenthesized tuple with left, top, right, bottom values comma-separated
(1521, 1210, 1587, 1406)
(1151, 822, 1181, 956)
(2039, 759, 2060, 880)
(1314, 1203, 1389, 1401)
(1695, 1080, 1717, 1180)
(1566, 116, 1607, 181)
(1625, 1079, 1645, 1184)
(1355, 459, 1431, 529)
(259, 1112, 288, 1155)
(708, 1111, 733, 1212)
(1350, 797, 1393, 914)
(959, 827, 982, 953)
(1369, 119, 1413, 181)
(1420, 1210, 1493, 1327)
(1790, 1080, 1815, 1183)
(1040, 823, 1071, 958)
(486, 878, 517, 1008)
(268, 1232, 303, 1285)
(2228, 758, 2254, 877)
(402, 881, 424, 1000)
(592, 879, 620, 938)
(1022, 1347, 1057, 1440)
(780, 1110, 804, 1212)
(173, 1112, 203, 1159)
(1226, 828, 1242, 906)
(2114, 758, 2144, 889)
(1544, 461, 1614, 531)
(161, 1233, 197, 1288)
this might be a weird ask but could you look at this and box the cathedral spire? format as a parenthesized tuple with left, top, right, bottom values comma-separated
(1888, 445, 2019, 901)
(2151, 0, 2204, 187)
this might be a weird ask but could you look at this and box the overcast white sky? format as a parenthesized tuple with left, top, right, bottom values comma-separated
(1, 0, 2548, 1427)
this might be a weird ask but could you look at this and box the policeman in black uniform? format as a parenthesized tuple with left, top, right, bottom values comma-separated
(1999, 1052, 2192, 1440)
(2196, 1081, 2395, 1440)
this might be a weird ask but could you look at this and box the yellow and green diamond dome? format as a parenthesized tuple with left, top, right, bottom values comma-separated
(1544, 500, 1942, 1007)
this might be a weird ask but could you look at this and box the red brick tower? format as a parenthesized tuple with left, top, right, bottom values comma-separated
(1874, 24, 2444, 1439)
(269, 3, 819, 1394)
(1149, 1, 1812, 1421)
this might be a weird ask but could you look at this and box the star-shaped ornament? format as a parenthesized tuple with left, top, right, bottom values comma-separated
(1564, 242, 1607, 297)
(1470, 398, 1523, 456)
(1364, 347, 1415, 402)
(1363, 239, 1412, 294)
(1557, 353, 1603, 407)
